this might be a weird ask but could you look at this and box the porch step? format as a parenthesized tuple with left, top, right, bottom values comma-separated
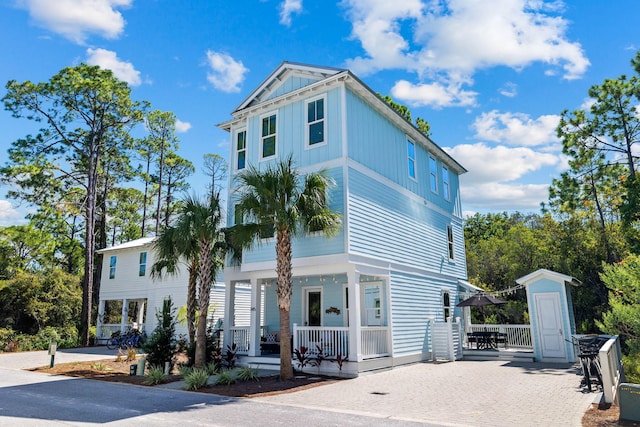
(462, 349, 535, 363)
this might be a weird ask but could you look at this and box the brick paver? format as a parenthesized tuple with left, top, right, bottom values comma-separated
(255, 360, 595, 426)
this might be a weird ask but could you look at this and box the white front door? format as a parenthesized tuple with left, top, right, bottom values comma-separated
(535, 292, 566, 359)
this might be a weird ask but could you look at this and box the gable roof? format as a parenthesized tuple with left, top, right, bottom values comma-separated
(516, 269, 581, 287)
(218, 61, 466, 175)
(97, 237, 156, 254)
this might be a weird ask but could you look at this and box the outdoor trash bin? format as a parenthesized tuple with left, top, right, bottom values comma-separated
(619, 383, 640, 423)
(130, 364, 137, 376)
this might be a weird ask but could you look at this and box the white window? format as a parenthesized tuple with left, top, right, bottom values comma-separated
(139, 252, 147, 277)
(306, 97, 325, 146)
(447, 225, 455, 261)
(261, 113, 277, 159)
(109, 256, 117, 279)
(443, 166, 450, 200)
(443, 290, 451, 321)
(429, 156, 438, 193)
(407, 140, 416, 179)
(235, 129, 247, 170)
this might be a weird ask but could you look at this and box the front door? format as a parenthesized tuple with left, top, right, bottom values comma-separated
(535, 292, 566, 359)
(303, 287, 322, 326)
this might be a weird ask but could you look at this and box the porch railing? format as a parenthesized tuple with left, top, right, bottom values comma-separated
(294, 325, 349, 359)
(361, 326, 390, 358)
(230, 326, 250, 354)
(98, 323, 147, 339)
(467, 324, 532, 348)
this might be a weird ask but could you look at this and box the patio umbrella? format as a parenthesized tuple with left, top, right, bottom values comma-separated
(456, 292, 507, 323)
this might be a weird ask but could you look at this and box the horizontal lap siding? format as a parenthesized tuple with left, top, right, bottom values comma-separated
(348, 168, 466, 278)
(242, 166, 346, 263)
(390, 271, 458, 356)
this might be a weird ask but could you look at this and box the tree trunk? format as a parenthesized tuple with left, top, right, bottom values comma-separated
(194, 239, 213, 368)
(187, 259, 198, 345)
(276, 227, 294, 380)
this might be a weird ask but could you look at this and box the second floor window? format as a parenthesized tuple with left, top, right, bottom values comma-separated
(429, 156, 438, 193)
(236, 129, 246, 170)
(407, 140, 416, 179)
(261, 114, 276, 158)
(109, 256, 117, 279)
(307, 97, 325, 146)
(443, 166, 450, 200)
(447, 225, 455, 261)
(139, 252, 147, 277)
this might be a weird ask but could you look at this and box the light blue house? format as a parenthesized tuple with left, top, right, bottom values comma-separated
(218, 62, 469, 375)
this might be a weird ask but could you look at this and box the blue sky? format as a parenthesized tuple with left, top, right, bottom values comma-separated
(1, 0, 639, 226)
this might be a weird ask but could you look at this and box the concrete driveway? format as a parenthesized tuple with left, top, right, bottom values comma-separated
(0, 348, 595, 426)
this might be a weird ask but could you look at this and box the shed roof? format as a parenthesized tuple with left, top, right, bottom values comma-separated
(515, 269, 581, 287)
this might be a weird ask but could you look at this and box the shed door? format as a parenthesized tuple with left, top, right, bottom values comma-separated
(535, 292, 566, 359)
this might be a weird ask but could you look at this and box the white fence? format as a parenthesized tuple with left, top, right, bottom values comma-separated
(361, 326, 390, 358)
(230, 326, 250, 354)
(432, 320, 462, 361)
(599, 336, 625, 404)
(97, 323, 147, 339)
(293, 325, 350, 359)
(467, 324, 533, 349)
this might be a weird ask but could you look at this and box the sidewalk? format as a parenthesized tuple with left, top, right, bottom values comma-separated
(0, 346, 120, 370)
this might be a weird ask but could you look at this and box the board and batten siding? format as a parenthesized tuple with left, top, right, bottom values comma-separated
(237, 166, 346, 264)
(344, 89, 461, 214)
(267, 75, 322, 100)
(390, 270, 458, 356)
(348, 167, 466, 278)
(237, 86, 343, 172)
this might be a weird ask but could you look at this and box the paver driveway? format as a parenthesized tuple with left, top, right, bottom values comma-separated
(255, 360, 596, 427)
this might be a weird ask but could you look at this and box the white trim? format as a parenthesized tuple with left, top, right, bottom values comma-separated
(516, 269, 581, 287)
(446, 224, 455, 262)
(441, 289, 452, 321)
(97, 237, 155, 253)
(302, 286, 323, 326)
(259, 111, 277, 161)
(429, 156, 438, 195)
(407, 138, 417, 181)
(442, 166, 450, 201)
(305, 94, 327, 149)
(342, 283, 349, 327)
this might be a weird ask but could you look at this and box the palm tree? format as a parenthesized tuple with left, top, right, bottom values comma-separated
(151, 226, 199, 345)
(229, 155, 341, 380)
(152, 193, 225, 368)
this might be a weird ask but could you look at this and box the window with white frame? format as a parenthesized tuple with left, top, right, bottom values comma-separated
(429, 156, 438, 193)
(109, 255, 117, 279)
(139, 252, 147, 277)
(235, 129, 247, 170)
(443, 166, 450, 200)
(307, 97, 325, 146)
(443, 290, 451, 321)
(407, 140, 416, 179)
(261, 113, 276, 159)
(447, 225, 455, 261)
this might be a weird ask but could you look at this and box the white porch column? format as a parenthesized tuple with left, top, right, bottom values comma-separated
(120, 299, 128, 333)
(248, 279, 261, 356)
(223, 281, 236, 350)
(137, 300, 145, 332)
(96, 300, 105, 339)
(347, 271, 362, 362)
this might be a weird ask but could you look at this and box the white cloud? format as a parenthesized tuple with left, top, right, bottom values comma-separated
(18, 0, 131, 44)
(205, 51, 248, 93)
(472, 110, 561, 147)
(86, 48, 141, 86)
(445, 142, 560, 211)
(0, 200, 24, 227)
(342, 0, 589, 107)
(175, 119, 191, 133)
(279, 0, 303, 27)
(499, 82, 518, 98)
(391, 79, 477, 108)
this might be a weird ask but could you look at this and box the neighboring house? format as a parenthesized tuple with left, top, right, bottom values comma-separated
(96, 237, 254, 341)
(218, 62, 470, 375)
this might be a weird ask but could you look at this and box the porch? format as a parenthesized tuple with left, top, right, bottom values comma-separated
(95, 298, 148, 340)
(461, 323, 534, 362)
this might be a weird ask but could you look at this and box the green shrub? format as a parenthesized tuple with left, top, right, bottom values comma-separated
(183, 368, 209, 390)
(178, 364, 193, 377)
(142, 298, 178, 368)
(236, 366, 259, 382)
(215, 370, 236, 385)
(186, 327, 222, 368)
(205, 361, 219, 376)
(144, 365, 168, 385)
(623, 353, 640, 384)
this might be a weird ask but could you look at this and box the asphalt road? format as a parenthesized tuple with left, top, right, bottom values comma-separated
(0, 365, 429, 426)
